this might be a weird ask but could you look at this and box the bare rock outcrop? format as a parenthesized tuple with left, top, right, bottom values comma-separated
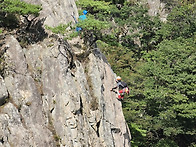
(0, 34, 131, 147)
(22, 0, 78, 27)
(0, 0, 131, 146)
(0, 76, 8, 106)
(147, 0, 168, 21)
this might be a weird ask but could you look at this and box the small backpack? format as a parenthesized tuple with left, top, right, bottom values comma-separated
(121, 81, 128, 88)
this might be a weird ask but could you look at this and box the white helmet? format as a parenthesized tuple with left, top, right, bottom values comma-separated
(116, 76, 121, 81)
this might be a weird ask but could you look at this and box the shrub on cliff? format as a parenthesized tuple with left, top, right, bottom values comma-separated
(0, 0, 41, 28)
(0, 0, 46, 46)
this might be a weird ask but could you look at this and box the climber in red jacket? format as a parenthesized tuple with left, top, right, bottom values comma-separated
(110, 76, 129, 100)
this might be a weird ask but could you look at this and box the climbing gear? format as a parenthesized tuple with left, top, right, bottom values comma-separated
(119, 81, 127, 88)
(116, 76, 121, 81)
(83, 10, 88, 15)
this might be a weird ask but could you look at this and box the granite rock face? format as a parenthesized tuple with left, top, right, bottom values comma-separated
(0, 34, 131, 147)
(0, 0, 132, 146)
(0, 76, 8, 106)
(147, 0, 168, 21)
(22, 0, 79, 27)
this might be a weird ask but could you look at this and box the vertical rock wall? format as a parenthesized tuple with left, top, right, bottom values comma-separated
(0, 0, 132, 146)
(134, 0, 168, 21)
(147, 0, 168, 21)
(22, 0, 79, 27)
(0, 34, 131, 147)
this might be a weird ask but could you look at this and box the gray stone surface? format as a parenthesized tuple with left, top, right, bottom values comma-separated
(0, 76, 8, 106)
(23, 0, 79, 27)
(147, 0, 168, 22)
(0, 34, 131, 146)
(0, 0, 131, 146)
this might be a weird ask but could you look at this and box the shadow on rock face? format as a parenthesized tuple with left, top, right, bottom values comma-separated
(0, 96, 8, 106)
(16, 17, 48, 47)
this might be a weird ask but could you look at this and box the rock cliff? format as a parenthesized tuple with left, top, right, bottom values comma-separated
(147, 0, 168, 21)
(0, 0, 131, 147)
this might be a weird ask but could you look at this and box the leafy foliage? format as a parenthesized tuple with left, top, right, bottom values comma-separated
(77, 16, 109, 32)
(0, 0, 41, 16)
(76, 0, 196, 146)
(45, 23, 71, 35)
(0, 0, 42, 28)
(77, 0, 111, 14)
(101, 0, 126, 4)
(75, 15, 110, 47)
(157, 4, 196, 40)
(139, 38, 196, 144)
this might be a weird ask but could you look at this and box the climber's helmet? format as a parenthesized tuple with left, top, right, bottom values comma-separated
(83, 10, 88, 15)
(116, 76, 121, 81)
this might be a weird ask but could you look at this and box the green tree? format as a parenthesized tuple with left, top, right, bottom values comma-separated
(109, 3, 163, 58)
(76, 16, 110, 47)
(77, 0, 111, 21)
(76, 0, 112, 46)
(157, 4, 196, 40)
(138, 38, 196, 146)
(0, 0, 41, 28)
